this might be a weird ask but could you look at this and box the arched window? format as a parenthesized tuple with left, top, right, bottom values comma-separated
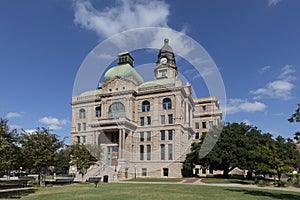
(142, 101, 150, 112)
(108, 102, 125, 118)
(162, 98, 172, 110)
(95, 106, 101, 118)
(79, 109, 86, 119)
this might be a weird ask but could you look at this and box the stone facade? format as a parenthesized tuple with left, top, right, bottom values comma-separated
(70, 39, 222, 179)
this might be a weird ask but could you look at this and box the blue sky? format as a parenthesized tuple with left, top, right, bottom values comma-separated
(0, 0, 299, 143)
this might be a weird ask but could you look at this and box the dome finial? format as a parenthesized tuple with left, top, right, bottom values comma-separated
(164, 38, 169, 44)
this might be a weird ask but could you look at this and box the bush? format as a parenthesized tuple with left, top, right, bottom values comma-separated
(288, 174, 300, 187)
(276, 180, 289, 187)
(257, 179, 271, 187)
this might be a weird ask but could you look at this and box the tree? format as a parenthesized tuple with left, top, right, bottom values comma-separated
(0, 118, 21, 176)
(185, 122, 260, 176)
(19, 128, 65, 185)
(289, 103, 300, 123)
(69, 144, 97, 182)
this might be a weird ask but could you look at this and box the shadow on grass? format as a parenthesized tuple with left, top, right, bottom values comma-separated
(0, 189, 36, 199)
(225, 188, 300, 200)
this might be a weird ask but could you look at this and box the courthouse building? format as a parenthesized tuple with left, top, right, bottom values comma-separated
(70, 39, 222, 179)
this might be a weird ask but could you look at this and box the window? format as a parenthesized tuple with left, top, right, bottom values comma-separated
(146, 131, 151, 141)
(163, 168, 169, 177)
(140, 145, 144, 160)
(160, 144, 165, 160)
(142, 101, 150, 112)
(79, 109, 86, 119)
(202, 106, 206, 111)
(162, 98, 172, 110)
(202, 169, 206, 174)
(147, 145, 151, 160)
(209, 121, 213, 128)
(140, 132, 144, 142)
(195, 122, 199, 129)
(161, 115, 165, 124)
(83, 123, 86, 131)
(195, 132, 200, 139)
(147, 116, 151, 125)
(168, 144, 173, 160)
(77, 123, 81, 132)
(82, 136, 86, 143)
(108, 102, 125, 118)
(95, 106, 101, 117)
(160, 130, 165, 140)
(142, 168, 147, 176)
(111, 133, 119, 143)
(76, 136, 80, 144)
(168, 130, 173, 140)
(209, 169, 213, 174)
(168, 114, 173, 124)
(202, 121, 207, 129)
(140, 117, 144, 126)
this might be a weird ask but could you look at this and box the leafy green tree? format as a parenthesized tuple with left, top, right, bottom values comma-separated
(289, 103, 300, 123)
(185, 122, 260, 176)
(0, 118, 21, 175)
(69, 143, 97, 181)
(19, 128, 65, 184)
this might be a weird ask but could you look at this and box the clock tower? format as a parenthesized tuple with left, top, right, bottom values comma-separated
(154, 38, 178, 79)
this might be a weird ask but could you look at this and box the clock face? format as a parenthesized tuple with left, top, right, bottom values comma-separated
(160, 57, 167, 64)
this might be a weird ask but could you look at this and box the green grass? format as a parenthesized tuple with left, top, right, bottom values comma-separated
(125, 178, 184, 182)
(201, 178, 253, 184)
(2, 182, 298, 200)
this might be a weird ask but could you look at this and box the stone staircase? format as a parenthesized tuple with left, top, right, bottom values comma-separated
(74, 161, 121, 182)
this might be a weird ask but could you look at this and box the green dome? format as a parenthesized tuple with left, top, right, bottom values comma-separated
(139, 78, 175, 88)
(104, 64, 144, 85)
(79, 89, 102, 97)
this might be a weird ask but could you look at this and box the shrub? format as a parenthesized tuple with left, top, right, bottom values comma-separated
(257, 179, 271, 187)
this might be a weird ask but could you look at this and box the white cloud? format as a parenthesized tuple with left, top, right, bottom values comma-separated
(6, 112, 22, 118)
(259, 66, 271, 73)
(38, 117, 69, 130)
(242, 119, 253, 126)
(268, 0, 282, 6)
(251, 65, 296, 100)
(23, 129, 36, 134)
(73, 0, 170, 38)
(225, 99, 267, 114)
(9, 124, 21, 130)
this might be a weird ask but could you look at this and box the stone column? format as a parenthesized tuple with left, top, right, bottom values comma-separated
(119, 129, 123, 159)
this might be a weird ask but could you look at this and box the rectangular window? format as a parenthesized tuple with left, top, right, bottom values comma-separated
(202, 121, 207, 129)
(168, 130, 173, 140)
(82, 136, 86, 143)
(160, 130, 165, 140)
(163, 168, 169, 177)
(209, 121, 213, 128)
(146, 131, 151, 141)
(83, 123, 86, 131)
(168, 114, 173, 124)
(140, 117, 144, 126)
(147, 145, 151, 160)
(161, 115, 165, 124)
(168, 144, 173, 160)
(202, 169, 206, 174)
(147, 116, 151, 125)
(77, 123, 81, 132)
(76, 136, 80, 144)
(140, 132, 144, 142)
(160, 144, 165, 160)
(195, 122, 199, 129)
(140, 145, 144, 161)
(202, 106, 206, 111)
(95, 106, 101, 117)
(142, 168, 147, 176)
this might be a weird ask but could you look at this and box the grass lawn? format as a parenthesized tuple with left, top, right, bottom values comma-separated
(201, 178, 253, 184)
(1, 182, 298, 200)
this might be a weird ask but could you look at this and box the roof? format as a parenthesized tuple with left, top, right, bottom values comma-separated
(79, 89, 102, 97)
(139, 78, 175, 88)
(104, 63, 144, 85)
(159, 38, 173, 54)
